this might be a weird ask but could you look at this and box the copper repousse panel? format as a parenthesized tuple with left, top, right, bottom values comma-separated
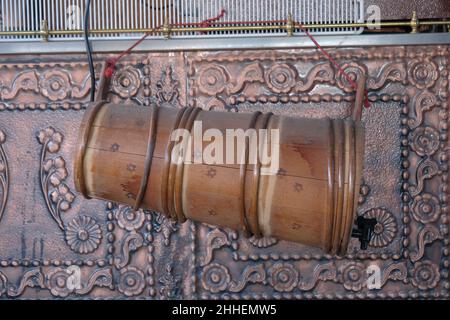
(0, 45, 448, 299)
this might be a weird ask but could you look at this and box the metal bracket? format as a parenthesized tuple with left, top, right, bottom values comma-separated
(163, 15, 171, 39)
(286, 13, 294, 37)
(40, 20, 49, 41)
(410, 11, 419, 33)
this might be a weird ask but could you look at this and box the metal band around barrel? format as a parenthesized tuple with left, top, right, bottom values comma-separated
(239, 111, 262, 237)
(248, 112, 273, 238)
(323, 118, 335, 253)
(167, 107, 195, 221)
(339, 120, 356, 255)
(331, 120, 345, 255)
(173, 107, 203, 223)
(74, 100, 107, 199)
(161, 107, 188, 218)
(133, 105, 160, 211)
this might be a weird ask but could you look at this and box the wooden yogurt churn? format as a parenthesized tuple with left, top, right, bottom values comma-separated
(74, 79, 367, 255)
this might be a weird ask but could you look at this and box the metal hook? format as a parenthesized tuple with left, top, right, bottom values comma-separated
(352, 73, 366, 122)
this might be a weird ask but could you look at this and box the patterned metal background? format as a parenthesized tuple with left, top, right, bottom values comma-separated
(0, 45, 448, 299)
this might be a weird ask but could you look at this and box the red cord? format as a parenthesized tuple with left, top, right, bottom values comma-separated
(299, 27, 370, 108)
(198, 9, 226, 30)
(104, 10, 227, 78)
(104, 12, 370, 108)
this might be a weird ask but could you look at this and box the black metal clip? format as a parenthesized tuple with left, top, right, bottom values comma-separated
(351, 216, 377, 250)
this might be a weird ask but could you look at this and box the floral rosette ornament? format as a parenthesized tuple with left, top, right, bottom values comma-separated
(47, 268, 73, 298)
(363, 208, 397, 248)
(115, 205, 145, 231)
(201, 263, 231, 293)
(65, 215, 102, 254)
(411, 193, 441, 224)
(117, 267, 146, 297)
(40, 70, 71, 101)
(268, 262, 299, 292)
(341, 262, 367, 292)
(411, 261, 440, 290)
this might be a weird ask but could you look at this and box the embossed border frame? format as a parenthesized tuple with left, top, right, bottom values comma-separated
(0, 55, 156, 298)
(0, 46, 448, 299)
(186, 46, 450, 299)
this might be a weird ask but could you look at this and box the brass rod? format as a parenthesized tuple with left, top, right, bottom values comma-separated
(420, 21, 450, 26)
(0, 19, 449, 37)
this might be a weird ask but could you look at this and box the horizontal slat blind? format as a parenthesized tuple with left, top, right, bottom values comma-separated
(0, 0, 364, 41)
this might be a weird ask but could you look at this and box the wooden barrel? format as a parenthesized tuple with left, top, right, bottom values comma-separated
(74, 103, 364, 255)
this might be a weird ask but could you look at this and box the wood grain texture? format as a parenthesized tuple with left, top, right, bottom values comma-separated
(75, 103, 364, 255)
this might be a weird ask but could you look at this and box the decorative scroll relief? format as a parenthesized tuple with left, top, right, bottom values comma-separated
(229, 264, 266, 293)
(200, 260, 408, 294)
(227, 62, 264, 94)
(195, 62, 336, 99)
(297, 262, 336, 291)
(0, 201, 150, 299)
(265, 63, 336, 93)
(47, 267, 113, 297)
(200, 228, 231, 267)
(366, 62, 408, 90)
(0, 71, 39, 100)
(335, 60, 408, 92)
(0, 129, 9, 222)
(408, 158, 439, 197)
(190, 56, 412, 115)
(7, 269, 45, 298)
(105, 202, 154, 298)
(408, 91, 438, 129)
(0, 69, 91, 101)
(107, 203, 147, 269)
(410, 225, 441, 263)
(0, 267, 114, 298)
(115, 232, 144, 269)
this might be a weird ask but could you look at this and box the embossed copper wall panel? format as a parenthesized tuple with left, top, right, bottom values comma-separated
(0, 45, 448, 299)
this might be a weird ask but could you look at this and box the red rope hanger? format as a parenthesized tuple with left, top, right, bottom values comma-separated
(104, 9, 370, 108)
(103, 9, 227, 78)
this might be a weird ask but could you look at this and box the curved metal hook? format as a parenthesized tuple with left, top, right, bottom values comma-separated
(352, 73, 366, 122)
